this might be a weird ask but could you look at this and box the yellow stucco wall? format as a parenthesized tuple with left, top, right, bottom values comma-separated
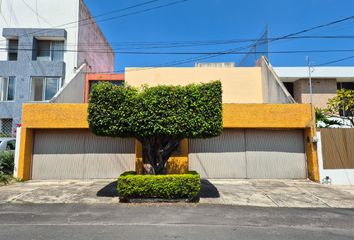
(223, 104, 312, 128)
(18, 103, 319, 181)
(22, 104, 89, 129)
(17, 128, 33, 180)
(305, 128, 319, 182)
(22, 103, 313, 129)
(125, 67, 264, 104)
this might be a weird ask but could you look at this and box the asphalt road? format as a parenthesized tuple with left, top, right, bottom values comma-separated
(0, 203, 353, 240)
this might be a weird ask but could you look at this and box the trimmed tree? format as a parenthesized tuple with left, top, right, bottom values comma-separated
(88, 81, 222, 175)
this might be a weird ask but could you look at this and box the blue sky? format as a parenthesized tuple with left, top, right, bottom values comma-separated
(84, 0, 354, 71)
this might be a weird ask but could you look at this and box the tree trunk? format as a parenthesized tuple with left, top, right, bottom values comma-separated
(139, 137, 180, 175)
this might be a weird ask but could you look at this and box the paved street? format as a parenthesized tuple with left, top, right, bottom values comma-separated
(1, 180, 354, 239)
(1, 179, 354, 207)
(0, 203, 353, 240)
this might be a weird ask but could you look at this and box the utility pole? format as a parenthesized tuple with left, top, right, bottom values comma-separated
(306, 56, 315, 135)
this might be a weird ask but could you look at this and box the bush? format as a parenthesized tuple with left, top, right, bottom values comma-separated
(0, 171, 11, 185)
(117, 171, 200, 200)
(0, 151, 14, 175)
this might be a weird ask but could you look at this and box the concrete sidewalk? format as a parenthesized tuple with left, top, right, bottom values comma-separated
(200, 179, 354, 208)
(0, 179, 353, 208)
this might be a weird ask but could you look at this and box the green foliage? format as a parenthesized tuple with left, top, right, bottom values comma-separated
(315, 108, 342, 128)
(0, 172, 11, 185)
(0, 151, 14, 175)
(327, 88, 354, 126)
(88, 81, 222, 139)
(0, 133, 12, 138)
(117, 171, 200, 199)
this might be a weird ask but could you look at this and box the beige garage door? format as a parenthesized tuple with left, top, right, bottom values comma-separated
(31, 129, 135, 179)
(188, 129, 247, 178)
(189, 129, 306, 179)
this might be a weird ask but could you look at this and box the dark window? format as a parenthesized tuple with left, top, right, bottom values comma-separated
(283, 82, 294, 97)
(36, 40, 51, 61)
(337, 82, 354, 90)
(35, 40, 64, 61)
(89, 80, 124, 94)
(8, 39, 18, 61)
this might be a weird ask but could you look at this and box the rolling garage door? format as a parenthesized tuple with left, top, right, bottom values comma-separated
(189, 129, 306, 179)
(31, 129, 135, 179)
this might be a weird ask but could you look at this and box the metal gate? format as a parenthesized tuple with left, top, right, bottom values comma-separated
(189, 129, 306, 179)
(31, 129, 135, 179)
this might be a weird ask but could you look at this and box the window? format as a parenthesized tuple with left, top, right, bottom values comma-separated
(283, 82, 294, 97)
(8, 39, 19, 61)
(0, 119, 13, 136)
(337, 82, 354, 90)
(0, 77, 15, 101)
(89, 80, 124, 94)
(31, 77, 61, 101)
(36, 40, 51, 61)
(35, 40, 64, 61)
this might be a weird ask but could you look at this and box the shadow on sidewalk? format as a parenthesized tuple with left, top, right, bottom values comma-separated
(200, 179, 220, 198)
(96, 181, 118, 197)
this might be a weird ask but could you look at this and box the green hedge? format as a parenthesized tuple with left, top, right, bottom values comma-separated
(0, 151, 14, 175)
(117, 171, 200, 200)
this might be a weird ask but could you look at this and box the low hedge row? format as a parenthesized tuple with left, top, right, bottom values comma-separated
(117, 171, 200, 200)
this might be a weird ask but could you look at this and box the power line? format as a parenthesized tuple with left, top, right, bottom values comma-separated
(58, 0, 189, 33)
(10, 35, 354, 49)
(0, 0, 185, 43)
(316, 55, 354, 66)
(135, 15, 354, 68)
(2, 47, 354, 55)
(84, 15, 354, 73)
(21, 0, 54, 27)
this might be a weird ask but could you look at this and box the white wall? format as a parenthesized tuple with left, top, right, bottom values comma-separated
(259, 57, 295, 103)
(0, 0, 80, 82)
(50, 64, 86, 103)
(13, 127, 21, 178)
(317, 132, 354, 185)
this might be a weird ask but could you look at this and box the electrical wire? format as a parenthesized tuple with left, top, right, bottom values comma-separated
(82, 15, 354, 73)
(2, 47, 354, 55)
(0, 0, 186, 43)
(9, 35, 354, 49)
(316, 55, 354, 66)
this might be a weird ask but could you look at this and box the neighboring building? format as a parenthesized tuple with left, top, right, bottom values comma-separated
(274, 67, 354, 109)
(0, 0, 114, 135)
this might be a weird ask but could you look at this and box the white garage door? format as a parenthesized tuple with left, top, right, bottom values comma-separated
(189, 129, 306, 179)
(32, 129, 135, 180)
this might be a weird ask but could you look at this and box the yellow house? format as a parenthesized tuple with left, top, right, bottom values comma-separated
(16, 58, 319, 182)
(125, 58, 294, 104)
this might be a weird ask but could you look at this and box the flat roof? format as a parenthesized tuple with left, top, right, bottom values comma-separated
(274, 67, 354, 80)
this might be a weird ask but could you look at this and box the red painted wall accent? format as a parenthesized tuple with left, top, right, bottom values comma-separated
(85, 73, 125, 102)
